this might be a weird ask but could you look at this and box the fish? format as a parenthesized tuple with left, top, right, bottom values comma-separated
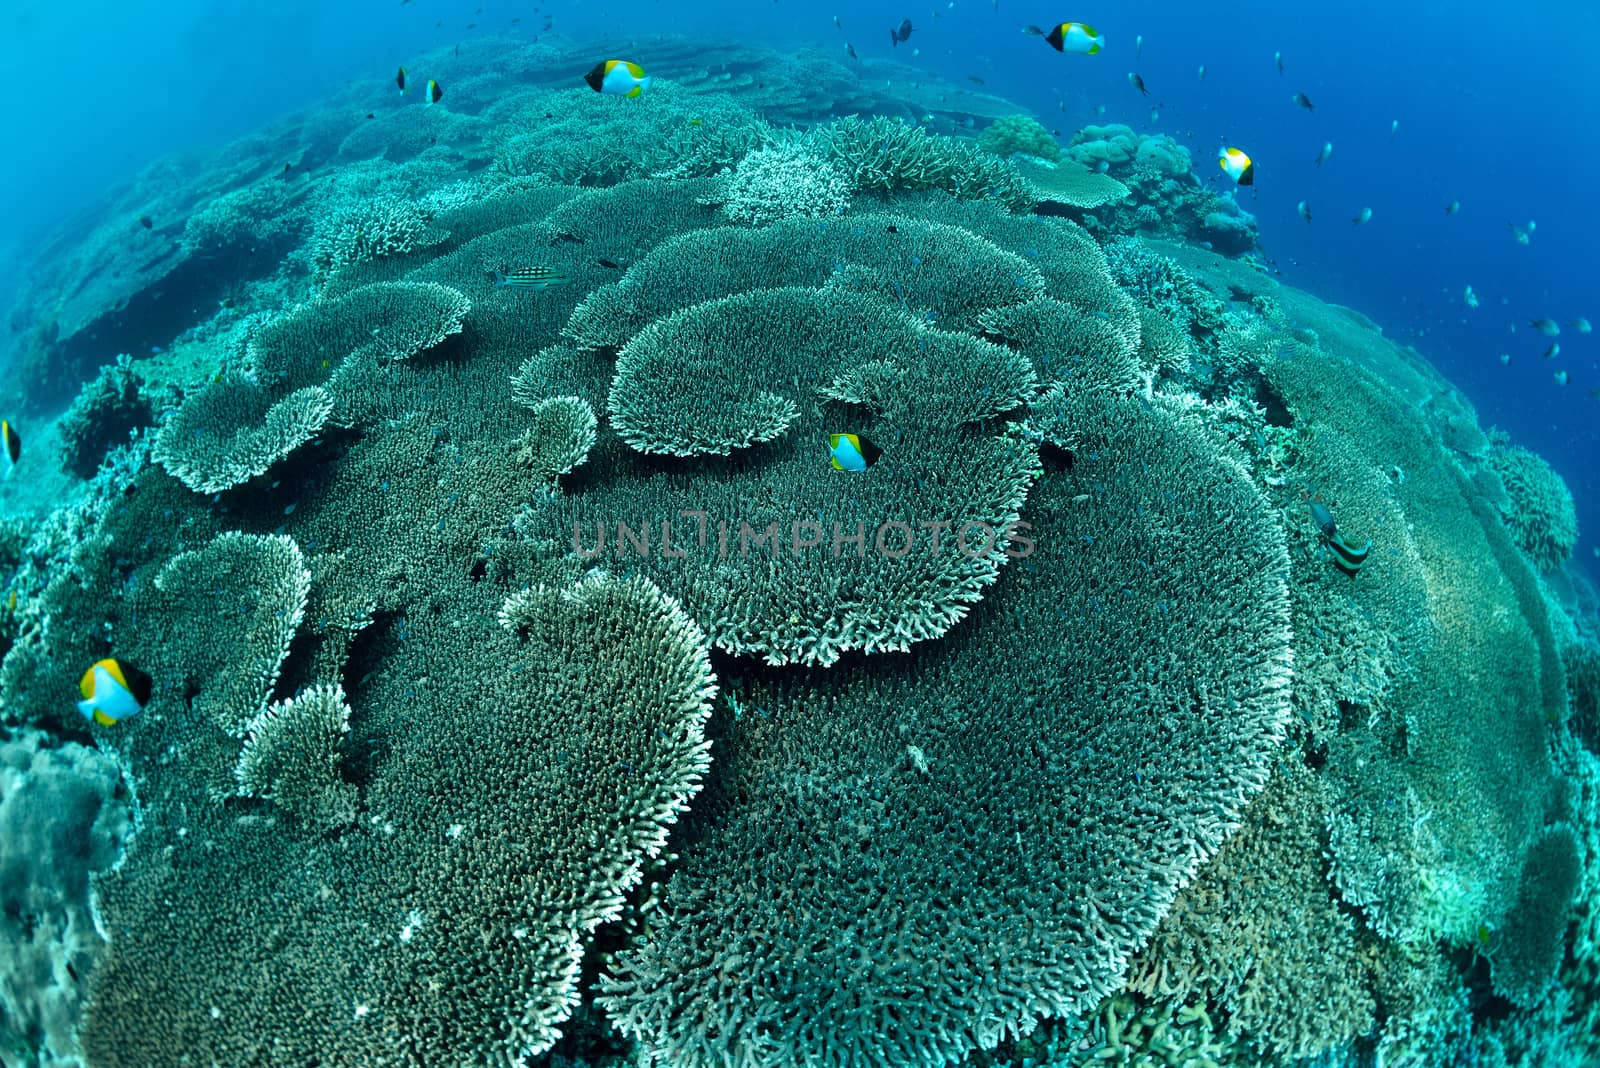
(1297, 200, 1312, 222)
(0, 420, 17, 476)
(846, 42, 858, 60)
(1445, 200, 1460, 215)
(1529, 318, 1561, 337)
(1464, 285, 1479, 308)
(1217, 146, 1254, 186)
(1499, 353, 1511, 364)
(1390, 119, 1399, 137)
(597, 258, 623, 269)
(585, 59, 652, 97)
(396, 65, 409, 94)
(834, 14, 841, 28)
(829, 433, 882, 472)
(366, 112, 376, 120)
(891, 18, 914, 45)
(425, 79, 443, 105)
(1509, 221, 1535, 246)
(1149, 107, 1160, 123)
(1554, 370, 1569, 386)
(1352, 207, 1372, 226)
(139, 214, 153, 229)
(1197, 64, 1206, 80)
(1308, 497, 1337, 537)
(1274, 50, 1284, 74)
(1326, 533, 1371, 578)
(78, 658, 153, 727)
(968, 74, 986, 85)
(1135, 34, 1143, 58)
(1569, 318, 1592, 334)
(1128, 72, 1149, 95)
(494, 267, 571, 291)
(1543, 342, 1561, 359)
(1292, 92, 1315, 111)
(1314, 141, 1332, 165)
(1023, 24, 1045, 36)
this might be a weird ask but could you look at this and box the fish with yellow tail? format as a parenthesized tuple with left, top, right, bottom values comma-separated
(0, 420, 18, 477)
(585, 59, 652, 97)
(78, 658, 152, 726)
(1044, 21, 1104, 54)
(828, 432, 882, 472)
(1218, 146, 1254, 186)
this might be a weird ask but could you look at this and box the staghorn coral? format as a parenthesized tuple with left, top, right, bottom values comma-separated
(1486, 435, 1579, 572)
(601, 393, 1293, 1067)
(80, 573, 716, 1067)
(717, 142, 852, 226)
(976, 296, 1142, 394)
(152, 381, 333, 494)
(234, 683, 359, 831)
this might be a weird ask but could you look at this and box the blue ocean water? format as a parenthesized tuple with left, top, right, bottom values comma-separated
(4, 0, 1596, 564)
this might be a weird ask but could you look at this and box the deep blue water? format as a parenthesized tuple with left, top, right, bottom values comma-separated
(5, 0, 1596, 566)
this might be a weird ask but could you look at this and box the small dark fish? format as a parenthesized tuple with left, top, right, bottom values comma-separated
(891, 17, 914, 45)
(968, 74, 985, 86)
(1445, 200, 1460, 215)
(1543, 341, 1561, 359)
(834, 14, 841, 29)
(397, 65, 409, 94)
(282, 162, 292, 173)
(1128, 72, 1149, 95)
(597, 258, 623, 269)
(366, 112, 376, 119)
(1274, 50, 1284, 74)
(846, 41, 858, 60)
(138, 214, 153, 229)
(1023, 24, 1045, 36)
(1529, 318, 1560, 337)
(1307, 497, 1336, 537)
(1292, 91, 1315, 111)
(885, 225, 900, 233)
(67, 962, 80, 983)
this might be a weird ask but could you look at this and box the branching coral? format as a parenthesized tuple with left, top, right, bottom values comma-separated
(978, 114, 1061, 161)
(809, 115, 1034, 210)
(513, 395, 598, 482)
(307, 194, 447, 281)
(235, 682, 359, 830)
(718, 142, 852, 225)
(153, 380, 333, 494)
(1486, 435, 1579, 571)
(57, 354, 153, 479)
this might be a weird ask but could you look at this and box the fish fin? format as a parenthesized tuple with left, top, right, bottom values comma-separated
(77, 698, 97, 722)
(94, 709, 117, 727)
(624, 61, 646, 78)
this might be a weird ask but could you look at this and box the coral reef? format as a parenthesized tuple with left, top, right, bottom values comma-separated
(978, 114, 1061, 162)
(717, 142, 852, 225)
(1487, 433, 1580, 571)
(56, 355, 154, 480)
(0, 36, 1594, 1068)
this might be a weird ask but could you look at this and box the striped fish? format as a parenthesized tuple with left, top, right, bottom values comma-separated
(1327, 533, 1371, 578)
(494, 267, 571, 292)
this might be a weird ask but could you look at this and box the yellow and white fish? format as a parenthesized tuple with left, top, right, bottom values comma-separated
(425, 79, 442, 105)
(1045, 22, 1104, 54)
(1, 420, 18, 477)
(78, 658, 152, 726)
(828, 433, 882, 472)
(1218, 146, 1254, 186)
(585, 59, 652, 97)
